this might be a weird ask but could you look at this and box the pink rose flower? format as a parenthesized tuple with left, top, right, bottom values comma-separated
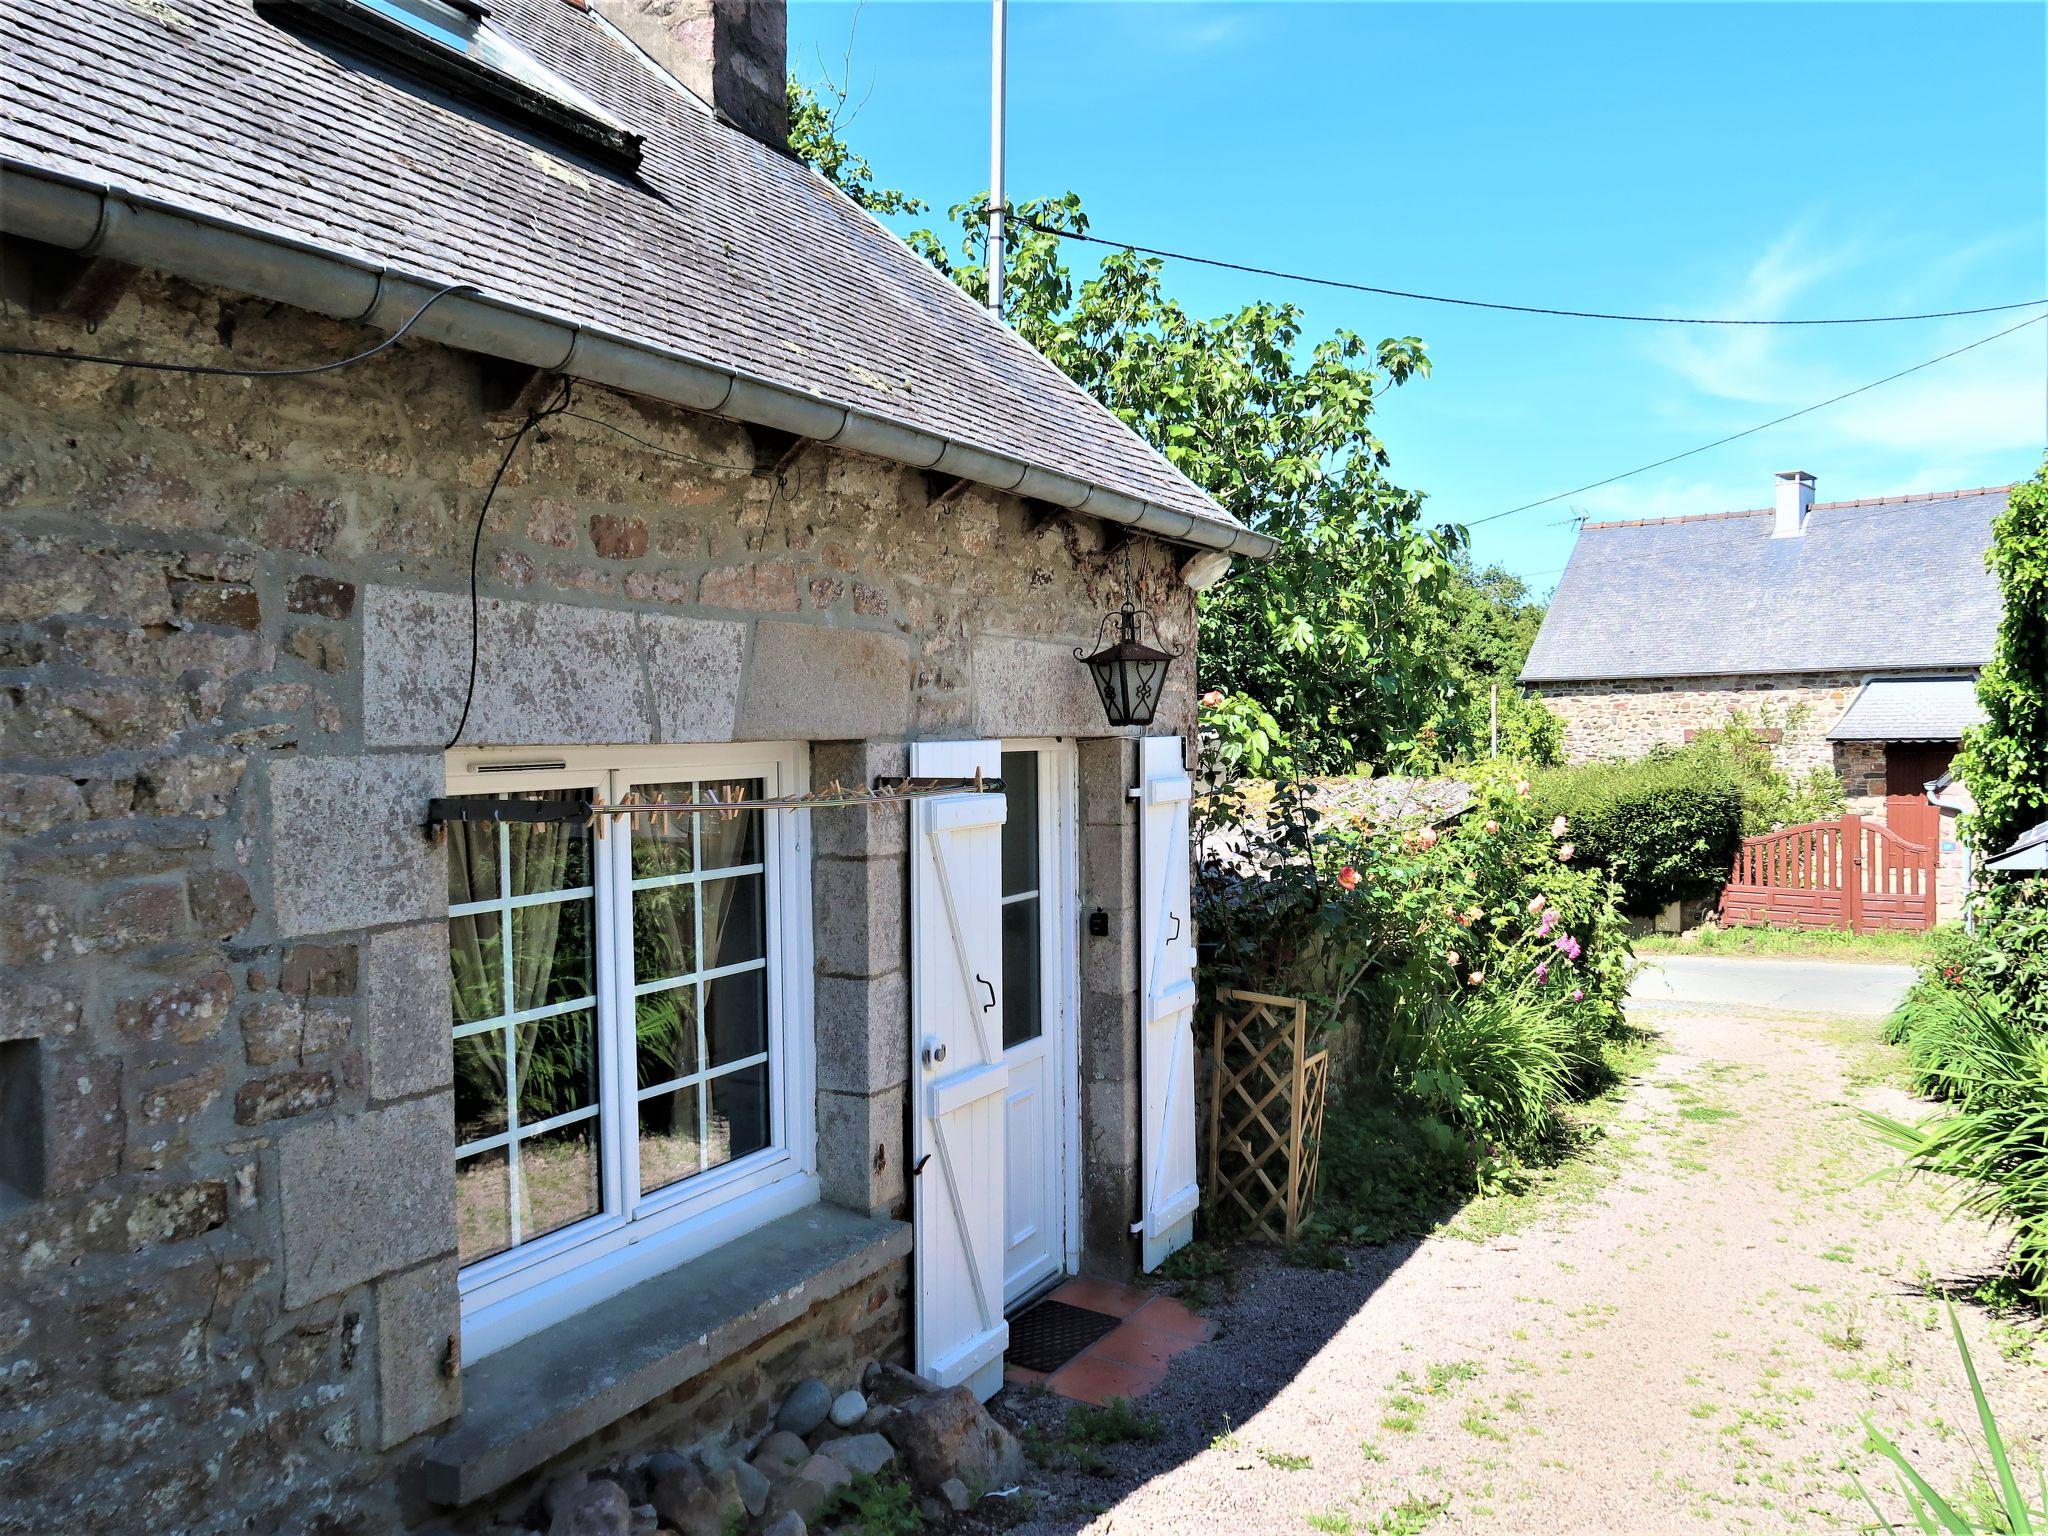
(1466, 970, 1485, 986)
(1551, 814, 1569, 838)
(1483, 819, 1500, 835)
(1446, 949, 1461, 967)
(1557, 843, 1575, 861)
(1527, 895, 1546, 915)
(1200, 689, 1225, 710)
(1336, 864, 1361, 892)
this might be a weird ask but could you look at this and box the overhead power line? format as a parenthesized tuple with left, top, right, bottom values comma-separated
(1466, 311, 2048, 527)
(1013, 217, 2048, 328)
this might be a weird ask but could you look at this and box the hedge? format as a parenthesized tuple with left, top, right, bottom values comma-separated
(1535, 749, 1746, 913)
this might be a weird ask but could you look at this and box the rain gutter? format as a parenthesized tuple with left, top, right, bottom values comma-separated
(0, 161, 1277, 561)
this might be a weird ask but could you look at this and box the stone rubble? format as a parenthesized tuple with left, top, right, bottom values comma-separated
(511, 1357, 1024, 1536)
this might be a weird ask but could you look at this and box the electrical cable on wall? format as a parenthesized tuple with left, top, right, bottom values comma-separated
(1013, 217, 2048, 328)
(0, 281, 475, 374)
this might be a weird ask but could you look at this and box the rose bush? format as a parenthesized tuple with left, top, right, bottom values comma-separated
(1198, 763, 1637, 1243)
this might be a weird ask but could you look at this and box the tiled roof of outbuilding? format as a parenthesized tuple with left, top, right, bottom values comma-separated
(1827, 677, 1986, 742)
(0, 0, 1258, 552)
(1521, 486, 2007, 683)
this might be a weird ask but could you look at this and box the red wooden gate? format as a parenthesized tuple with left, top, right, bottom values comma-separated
(1718, 813, 1936, 933)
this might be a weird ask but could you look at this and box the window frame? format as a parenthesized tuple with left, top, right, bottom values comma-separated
(446, 744, 817, 1362)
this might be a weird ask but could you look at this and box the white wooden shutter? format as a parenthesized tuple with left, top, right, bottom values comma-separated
(908, 739, 1010, 1397)
(1138, 734, 1200, 1272)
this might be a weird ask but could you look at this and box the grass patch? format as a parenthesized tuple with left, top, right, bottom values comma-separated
(1634, 924, 1940, 965)
(1445, 1028, 1662, 1242)
(1366, 1493, 1450, 1534)
(819, 1472, 922, 1536)
(1023, 1396, 1165, 1473)
(1306, 1512, 1356, 1534)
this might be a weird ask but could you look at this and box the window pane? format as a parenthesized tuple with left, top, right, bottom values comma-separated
(516, 1009, 598, 1122)
(516, 1119, 599, 1242)
(705, 967, 766, 1068)
(707, 1064, 769, 1171)
(632, 781, 696, 880)
(455, 1147, 511, 1266)
(1002, 897, 1041, 1049)
(700, 873, 764, 971)
(635, 985, 700, 1089)
(511, 897, 593, 1012)
(633, 883, 697, 983)
(447, 816, 499, 906)
(638, 1084, 702, 1194)
(699, 781, 763, 869)
(454, 1027, 510, 1144)
(506, 798, 590, 895)
(1000, 751, 1039, 898)
(448, 910, 503, 1025)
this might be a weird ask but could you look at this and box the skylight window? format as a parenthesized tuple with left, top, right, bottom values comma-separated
(263, 0, 643, 170)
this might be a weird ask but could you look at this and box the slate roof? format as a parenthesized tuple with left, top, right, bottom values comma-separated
(1827, 677, 1987, 742)
(1521, 486, 2008, 683)
(0, 0, 1253, 550)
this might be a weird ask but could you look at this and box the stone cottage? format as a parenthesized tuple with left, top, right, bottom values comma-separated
(0, 1, 1270, 1529)
(1522, 472, 2007, 918)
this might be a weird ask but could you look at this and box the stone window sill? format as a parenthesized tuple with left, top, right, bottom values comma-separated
(421, 1204, 912, 1506)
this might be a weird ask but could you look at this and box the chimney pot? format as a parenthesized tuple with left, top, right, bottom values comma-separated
(601, 0, 787, 150)
(1773, 470, 1815, 538)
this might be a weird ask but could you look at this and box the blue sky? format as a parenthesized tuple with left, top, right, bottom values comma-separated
(785, 1, 2047, 591)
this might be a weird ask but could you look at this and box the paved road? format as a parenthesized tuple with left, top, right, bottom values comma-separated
(1630, 954, 1914, 1017)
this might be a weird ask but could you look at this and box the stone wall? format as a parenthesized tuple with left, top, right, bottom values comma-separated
(0, 257, 1183, 1531)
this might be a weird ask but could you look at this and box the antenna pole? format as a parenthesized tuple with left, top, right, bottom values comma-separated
(987, 0, 1007, 320)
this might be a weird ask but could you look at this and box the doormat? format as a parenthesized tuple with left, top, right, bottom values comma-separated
(1006, 1298, 1122, 1375)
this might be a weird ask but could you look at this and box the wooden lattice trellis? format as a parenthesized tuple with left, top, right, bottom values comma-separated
(1206, 988, 1330, 1245)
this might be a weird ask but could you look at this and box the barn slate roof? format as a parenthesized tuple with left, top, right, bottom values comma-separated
(1520, 486, 2008, 684)
(1827, 678, 1987, 741)
(0, 0, 1257, 552)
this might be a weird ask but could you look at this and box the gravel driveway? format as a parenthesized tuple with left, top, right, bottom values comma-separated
(991, 999, 2048, 1535)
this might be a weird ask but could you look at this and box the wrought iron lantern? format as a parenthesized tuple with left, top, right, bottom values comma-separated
(1075, 598, 1181, 728)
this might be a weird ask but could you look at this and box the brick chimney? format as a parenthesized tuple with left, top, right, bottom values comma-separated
(601, 0, 787, 149)
(1773, 469, 1815, 538)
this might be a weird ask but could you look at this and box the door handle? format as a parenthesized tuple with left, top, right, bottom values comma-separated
(976, 974, 997, 1013)
(1168, 913, 1181, 943)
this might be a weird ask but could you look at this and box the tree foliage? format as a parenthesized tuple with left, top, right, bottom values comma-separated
(787, 79, 1550, 774)
(1957, 456, 2048, 860)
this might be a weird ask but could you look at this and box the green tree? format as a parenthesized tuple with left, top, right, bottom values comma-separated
(786, 78, 926, 217)
(789, 87, 1477, 775)
(1957, 457, 2048, 859)
(1426, 560, 1562, 766)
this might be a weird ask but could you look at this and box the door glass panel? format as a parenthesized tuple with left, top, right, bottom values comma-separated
(632, 781, 696, 878)
(448, 911, 503, 1024)
(516, 1008, 599, 1122)
(511, 898, 593, 1011)
(700, 874, 765, 970)
(1000, 752, 1039, 898)
(1002, 898, 1042, 1049)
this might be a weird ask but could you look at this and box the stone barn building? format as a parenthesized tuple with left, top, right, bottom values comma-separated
(0, 0, 1267, 1529)
(1522, 472, 2007, 919)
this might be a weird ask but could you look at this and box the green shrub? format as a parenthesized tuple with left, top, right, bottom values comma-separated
(1535, 750, 1745, 912)
(1956, 458, 2048, 860)
(1685, 706, 1845, 836)
(1368, 982, 1572, 1157)
(1866, 990, 2048, 1302)
(1854, 1304, 2046, 1533)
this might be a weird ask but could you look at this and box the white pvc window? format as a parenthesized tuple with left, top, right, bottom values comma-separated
(445, 745, 816, 1360)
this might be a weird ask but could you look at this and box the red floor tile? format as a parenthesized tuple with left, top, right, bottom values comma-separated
(1126, 1296, 1218, 1343)
(1043, 1352, 1167, 1406)
(1048, 1277, 1151, 1319)
(1089, 1321, 1202, 1374)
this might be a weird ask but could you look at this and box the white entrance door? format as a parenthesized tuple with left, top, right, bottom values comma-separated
(999, 743, 1075, 1307)
(1138, 735, 1200, 1272)
(908, 739, 1010, 1398)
